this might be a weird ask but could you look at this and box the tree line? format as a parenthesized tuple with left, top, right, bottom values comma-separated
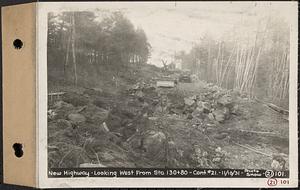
(48, 11, 151, 86)
(175, 16, 289, 106)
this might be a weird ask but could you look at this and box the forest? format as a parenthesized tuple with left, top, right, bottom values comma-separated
(175, 16, 289, 108)
(48, 10, 151, 87)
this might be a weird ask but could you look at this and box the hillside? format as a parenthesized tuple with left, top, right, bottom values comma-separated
(48, 65, 288, 170)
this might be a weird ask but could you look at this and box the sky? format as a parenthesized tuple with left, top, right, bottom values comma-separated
(47, 1, 296, 67)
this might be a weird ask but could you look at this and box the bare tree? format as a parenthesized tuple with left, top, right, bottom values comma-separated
(71, 12, 78, 86)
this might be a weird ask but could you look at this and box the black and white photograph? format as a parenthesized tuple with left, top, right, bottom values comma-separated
(45, 1, 296, 181)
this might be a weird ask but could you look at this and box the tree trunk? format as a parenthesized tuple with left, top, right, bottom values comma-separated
(64, 15, 72, 82)
(71, 12, 78, 86)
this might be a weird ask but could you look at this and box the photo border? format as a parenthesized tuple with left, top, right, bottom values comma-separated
(37, 1, 298, 188)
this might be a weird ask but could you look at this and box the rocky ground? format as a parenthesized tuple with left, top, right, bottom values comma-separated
(48, 65, 289, 170)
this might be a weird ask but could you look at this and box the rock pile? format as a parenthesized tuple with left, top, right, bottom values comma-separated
(180, 86, 239, 124)
(47, 82, 243, 169)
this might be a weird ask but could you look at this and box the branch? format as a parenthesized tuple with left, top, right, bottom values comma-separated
(232, 142, 272, 157)
(237, 129, 278, 136)
(254, 98, 289, 115)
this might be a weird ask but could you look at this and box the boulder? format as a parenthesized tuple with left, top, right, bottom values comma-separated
(212, 157, 221, 163)
(68, 113, 86, 123)
(136, 91, 144, 98)
(211, 85, 220, 92)
(190, 95, 197, 100)
(56, 119, 72, 129)
(217, 94, 233, 106)
(131, 84, 140, 91)
(83, 88, 103, 96)
(143, 131, 167, 157)
(215, 146, 227, 156)
(208, 113, 215, 121)
(215, 147, 222, 153)
(197, 101, 203, 107)
(213, 132, 228, 140)
(223, 107, 230, 118)
(143, 86, 156, 94)
(184, 97, 195, 106)
(82, 105, 109, 123)
(63, 92, 89, 107)
(198, 101, 211, 113)
(93, 98, 107, 108)
(155, 105, 163, 113)
(213, 110, 225, 122)
(271, 153, 287, 171)
(53, 100, 73, 110)
(105, 113, 122, 131)
(231, 104, 239, 114)
(271, 160, 283, 171)
(192, 107, 204, 118)
(187, 113, 193, 120)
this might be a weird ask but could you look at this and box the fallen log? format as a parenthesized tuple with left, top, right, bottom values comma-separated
(237, 129, 279, 136)
(76, 105, 87, 113)
(232, 142, 272, 157)
(254, 98, 289, 115)
(265, 103, 289, 115)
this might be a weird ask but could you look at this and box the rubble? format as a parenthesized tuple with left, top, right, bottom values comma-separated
(192, 145, 211, 168)
(48, 70, 289, 169)
(271, 153, 288, 171)
(185, 88, 239, 123)
(68, 113, 86, 123)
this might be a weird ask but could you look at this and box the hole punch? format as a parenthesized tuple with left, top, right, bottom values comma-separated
(13, 143, 24, 158)
(13, 39, 23, 49)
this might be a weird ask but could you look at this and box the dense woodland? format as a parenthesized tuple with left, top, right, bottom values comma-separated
(48, 11, 151, 86)
(175, 16, 290, 107)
